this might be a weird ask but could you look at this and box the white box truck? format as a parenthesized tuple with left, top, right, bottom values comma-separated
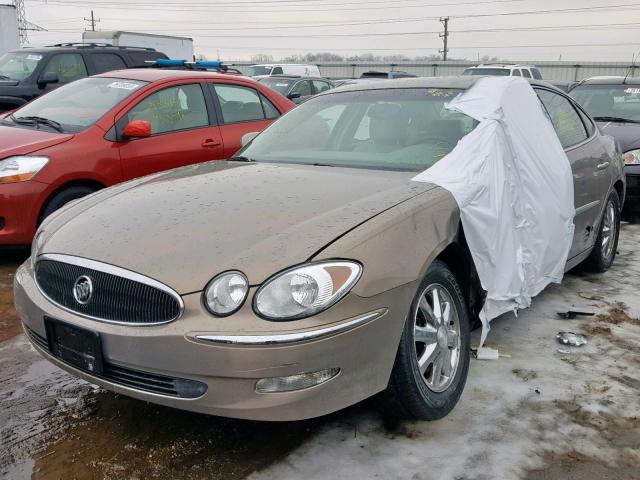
(82, 31, 193, 60)
(0, 5, 20, 56)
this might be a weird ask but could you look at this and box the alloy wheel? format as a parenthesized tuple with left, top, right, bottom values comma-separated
(413, 283, 462, 392)
(601, 199, 617, 260)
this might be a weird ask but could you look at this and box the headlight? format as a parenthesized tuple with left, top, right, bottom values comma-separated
(0, 156, 49, 183)
(203, 271, 249, 316)
(254, 260, 362, 320)
(623, 149, 640, 165)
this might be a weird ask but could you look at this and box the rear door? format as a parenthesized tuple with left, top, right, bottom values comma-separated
(117, 81, 224, 180)
(536, 88, 604, 258)
(209, 82, 281, 157)
(87, 52, 127, 75)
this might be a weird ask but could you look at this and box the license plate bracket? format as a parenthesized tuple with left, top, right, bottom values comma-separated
(44, 317, 104, 375)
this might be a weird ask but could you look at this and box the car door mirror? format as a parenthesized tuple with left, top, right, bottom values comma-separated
(287, 92, 301, 100)
(123, 119, 152, 139)
(241, 131, 260, 147)
(38, 72, 59, 88)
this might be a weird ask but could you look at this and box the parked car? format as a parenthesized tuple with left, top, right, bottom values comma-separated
(0, 69, 294, 245)
(15, 76, 623, 422)
(258, 75, 334, 104)
(360, 70, 417, 79)
(547, 79, 578, 93)
(463, 64, 542, 79)
(0, 43, 169, 112)
(248, 63, 321, 78)
(570, 76, 640, 219)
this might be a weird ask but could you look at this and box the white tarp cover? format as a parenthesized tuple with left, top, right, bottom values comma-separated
(412, 76, 575, 345)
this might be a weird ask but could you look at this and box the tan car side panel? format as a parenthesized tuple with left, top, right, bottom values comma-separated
(315, 186, 460, 298)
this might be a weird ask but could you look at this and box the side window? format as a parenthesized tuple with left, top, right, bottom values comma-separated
(42, 53, 88, 83)
(215, 84, 265, 123)
(512, 69, 521, 77)
(291, 80, 312, 97)
(92, 53, 127, 74)
(127, 84, 209, 135)
(259, 93, 280, 119)
(128, 51, 166, 67)
(521, 69, 531, 78)
(312, 80, 332, 93)
(537, 89, 588, 148)
(531, 68, 543, 80)
(271, 66, 283, 75)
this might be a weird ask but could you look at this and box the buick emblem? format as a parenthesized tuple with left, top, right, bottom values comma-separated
(73, 275, 93, 305)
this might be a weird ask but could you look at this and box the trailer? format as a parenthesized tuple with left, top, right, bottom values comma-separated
(82, 31, 193, 60)
(0, 5, 19, 56)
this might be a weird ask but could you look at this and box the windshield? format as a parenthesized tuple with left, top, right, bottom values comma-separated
(259, 77, 294, 94)
(570, 84, 640, 123)
(462, 68, 510, 76)
(6, 77, 148, 133)
(0, 52, 43, 81)
(248, 66, 273, 76)
(237, 88, 476, 171)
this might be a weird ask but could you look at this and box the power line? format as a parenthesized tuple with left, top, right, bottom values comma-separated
(25, 0, 640, 14)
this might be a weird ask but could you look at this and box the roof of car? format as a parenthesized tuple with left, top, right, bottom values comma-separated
(13, 44, 158, 53)
(93, 68, 256, 83)
(576, 76, 640, 86)
(469, 64, 537, 69)
(260, 75, 329, 81)
(324, 76, 555, 95)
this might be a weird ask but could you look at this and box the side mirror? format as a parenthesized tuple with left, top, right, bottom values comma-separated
(287, 92, 301, 100)
(38, 72, 59, 88)
(241, 131, 259, 147)
(123, 119, 152, 139)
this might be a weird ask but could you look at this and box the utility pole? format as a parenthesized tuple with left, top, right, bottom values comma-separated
(12, 0, 28, 45)
(439, 16, 449, 61)
(84, 10, 100, 31)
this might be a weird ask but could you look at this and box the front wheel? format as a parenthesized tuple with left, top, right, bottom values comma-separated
(584, 190, 620, 273)
(381, 260, 471, 420)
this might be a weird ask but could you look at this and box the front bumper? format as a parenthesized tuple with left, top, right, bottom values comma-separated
(0, 180, 49, 245)
(14, 261, 414, 421)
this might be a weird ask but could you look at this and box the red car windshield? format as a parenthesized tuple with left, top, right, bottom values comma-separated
(8, 77, 148, 133)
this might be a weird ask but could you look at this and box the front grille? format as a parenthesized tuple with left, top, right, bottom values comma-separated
(35, 258, 182, 324)
(24, 324, 207, 399)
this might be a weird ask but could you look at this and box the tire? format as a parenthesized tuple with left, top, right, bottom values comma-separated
(381, 260, 471, 421)
(39, 186, 97, 225)
(584, 190, 620, 273)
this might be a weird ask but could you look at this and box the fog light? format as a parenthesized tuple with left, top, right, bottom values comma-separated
(255, 368, 340, 393)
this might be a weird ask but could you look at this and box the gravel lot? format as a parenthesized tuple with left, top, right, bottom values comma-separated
(1, 226, 639, 480)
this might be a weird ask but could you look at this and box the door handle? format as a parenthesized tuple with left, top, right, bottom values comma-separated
(202, 139, 221, 147)
(597, 162, 610, 170)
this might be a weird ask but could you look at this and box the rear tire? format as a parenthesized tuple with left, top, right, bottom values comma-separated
(584, 190, 620, 273)
(39, 186, 97, 225)
(381, 260, 471, 420)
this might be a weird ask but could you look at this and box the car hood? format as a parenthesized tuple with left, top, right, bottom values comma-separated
(0, 124, 74, 157)
(596, 121, 640, 152)
(40, 161, 436, 294)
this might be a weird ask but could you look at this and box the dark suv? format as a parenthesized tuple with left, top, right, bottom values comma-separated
(0, 43, 168, 112)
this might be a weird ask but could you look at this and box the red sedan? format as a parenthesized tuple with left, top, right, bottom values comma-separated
(0, 69, 294, 245)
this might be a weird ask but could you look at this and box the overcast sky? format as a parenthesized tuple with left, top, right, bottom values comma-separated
(17, 0, 640, 61)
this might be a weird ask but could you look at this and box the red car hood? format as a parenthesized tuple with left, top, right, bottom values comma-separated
(0, 125, 74, 157)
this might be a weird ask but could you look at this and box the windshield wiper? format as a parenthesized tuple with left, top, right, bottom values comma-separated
(0, 75, 11, 80)
(592, 116, 640, 124)
(10, 115, 64, 132)
(230, 156, 255, 162)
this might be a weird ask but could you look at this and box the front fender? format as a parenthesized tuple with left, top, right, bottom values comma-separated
(313, 186, 460, 298)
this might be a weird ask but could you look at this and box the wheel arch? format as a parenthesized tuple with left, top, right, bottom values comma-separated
(38, 178, 107, 224)
(613, 179, 625, 208)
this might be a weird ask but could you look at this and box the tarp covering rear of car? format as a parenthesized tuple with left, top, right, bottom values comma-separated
(413, 76, 575, 345)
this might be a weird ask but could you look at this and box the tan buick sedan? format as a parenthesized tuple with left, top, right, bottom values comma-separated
(15, 77, 624, 421)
